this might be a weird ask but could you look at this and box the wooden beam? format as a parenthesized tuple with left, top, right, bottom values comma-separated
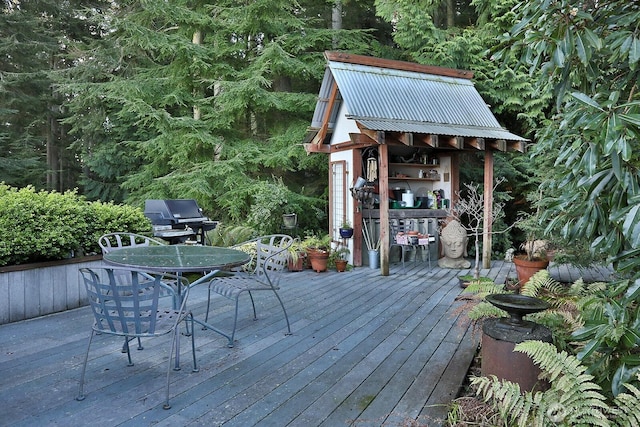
(331, 140, 375, 152)
(311, 83, 339, 146)
(444, 136, 464, 149)
(467, 137, 485, 151)
(304, 143, 330, 154)
(490, 139, 507, 152)
(359, 128, 379, 143)
(509, 140, 527, 153)
(349, 132, 377, 145)
(417, 134, 439, 147)
(400, 132, 414, 146)
(324, 51, 474, 80)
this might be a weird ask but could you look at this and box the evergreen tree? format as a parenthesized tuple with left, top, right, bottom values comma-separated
(61, 0, 373, 232)
(0, 0, 110, 190)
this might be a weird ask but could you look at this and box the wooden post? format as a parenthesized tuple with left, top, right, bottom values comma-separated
(353, 148, 363, 266)
(482, 150, 494, 269)
(379, 143, 390, 276)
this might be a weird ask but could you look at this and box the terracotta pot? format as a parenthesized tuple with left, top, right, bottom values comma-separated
(335, 259, 348, 272)
(513, 255, 549, 285)
(287, 253, 306, 272)
(307, 249, 330, 272)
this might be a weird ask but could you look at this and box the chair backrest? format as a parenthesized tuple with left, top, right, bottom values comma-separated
(256, 234, 294, 274)
(98, 233, 164, 255)
(391, 220, 416, 244)
(80, 267, 177, 336)
(233, 235, 293, 280)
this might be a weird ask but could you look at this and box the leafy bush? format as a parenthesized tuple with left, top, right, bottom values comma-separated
(0, 185, 150, 266)
(81, 200, 152, 255)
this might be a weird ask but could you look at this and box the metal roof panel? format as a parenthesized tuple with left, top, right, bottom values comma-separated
(328, 60, 501, 129)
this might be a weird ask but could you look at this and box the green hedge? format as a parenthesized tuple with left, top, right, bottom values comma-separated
(0, 185, 151, 266)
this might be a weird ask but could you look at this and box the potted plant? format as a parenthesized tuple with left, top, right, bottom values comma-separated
(302, 234, 332, 272)
(513, 193, 550, 285)
(339, 220, 354, 238)
(286, 238, 307, 272)
(329, 245, 351, 272)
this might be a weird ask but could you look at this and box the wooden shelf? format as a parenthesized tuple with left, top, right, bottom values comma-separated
(389, 177, 440, 181)
(389, 162, 439, 168)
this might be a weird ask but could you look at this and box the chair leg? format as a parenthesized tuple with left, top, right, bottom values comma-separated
(76, 330, 95, 401)
(204, 283, 213, 326)
(272, 290, 292, 335)
(189, 314, 199, 373)
(248, 291, 258, 321)
(228, 296, 241, 348)
(164, 328, 179, 410)
(121, 336, 143, 353)
(124, 337, 134, 367)
(173, 327, 181, 371)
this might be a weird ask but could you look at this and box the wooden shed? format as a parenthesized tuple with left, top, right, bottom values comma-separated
(305, 52, 526, 275)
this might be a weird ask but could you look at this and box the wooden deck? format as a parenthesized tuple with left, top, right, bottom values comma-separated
(0, 260, 611, 427)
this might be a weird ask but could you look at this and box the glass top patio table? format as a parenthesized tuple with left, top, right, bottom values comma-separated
(103, 244, 250, 345)
(102, 244, 250, 275)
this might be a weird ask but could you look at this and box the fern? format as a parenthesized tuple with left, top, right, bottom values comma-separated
(520, 269, 563, 299)
(473, 341, 611, 426)
(611, 379, 640, 426)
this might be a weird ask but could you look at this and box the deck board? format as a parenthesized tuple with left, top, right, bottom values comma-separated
(0, 259, 612, 427)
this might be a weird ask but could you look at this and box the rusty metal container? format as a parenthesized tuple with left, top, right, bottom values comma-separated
(482, 318, 552, 392)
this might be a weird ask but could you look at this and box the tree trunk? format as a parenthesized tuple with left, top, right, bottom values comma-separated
(192, 30, 202, 121)
(446, 0, 455, 28)
(332, 0, 342, 48)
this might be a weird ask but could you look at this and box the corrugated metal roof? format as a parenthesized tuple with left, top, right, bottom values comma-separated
(355, 119, 526, 141)
(309, 58, 527, 144)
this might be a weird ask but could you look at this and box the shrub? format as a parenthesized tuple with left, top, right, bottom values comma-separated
(0, 184, 151, 266)
(81, 200, 152, 255)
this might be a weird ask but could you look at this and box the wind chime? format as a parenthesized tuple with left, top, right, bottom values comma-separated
(366, 152, 378, 182)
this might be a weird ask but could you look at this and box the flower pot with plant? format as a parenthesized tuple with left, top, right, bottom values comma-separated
(339, 220, 354, 238)
(286, 238, 307, 272)
(303, 234, 332, 272)
(329, 244, 350, 272)
(513, 192, 550, 285)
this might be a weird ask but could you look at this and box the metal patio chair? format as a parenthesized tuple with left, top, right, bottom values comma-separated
(98, 232, 188, 353)
(76, 267, 198, 409)
(390, 219, 430, 272)
(98, 232, 164, 254)
(99, 232, 188, 307)
(204, 234, 294, 347)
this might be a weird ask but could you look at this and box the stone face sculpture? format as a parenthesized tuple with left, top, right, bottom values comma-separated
(438, 219, 471, 269)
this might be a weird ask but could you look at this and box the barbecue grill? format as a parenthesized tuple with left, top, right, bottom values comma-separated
(144, 199, 218, 245)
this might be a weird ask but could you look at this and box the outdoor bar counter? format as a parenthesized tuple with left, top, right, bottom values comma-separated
(361, 208, 449, 266)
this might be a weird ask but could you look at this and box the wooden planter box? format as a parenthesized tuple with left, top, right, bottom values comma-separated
(0, 255, 103, 325)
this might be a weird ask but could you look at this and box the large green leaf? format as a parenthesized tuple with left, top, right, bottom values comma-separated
(630, 36, 640, 67)
(571, 91, 603, 111)
(622, 204, 640, 247)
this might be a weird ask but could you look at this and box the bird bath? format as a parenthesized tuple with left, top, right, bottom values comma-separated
(482, 293, 553, 392)
(485, 293, 550, 331)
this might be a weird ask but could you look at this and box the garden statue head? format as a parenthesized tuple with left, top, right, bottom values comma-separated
(438, 220, 471, 269)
